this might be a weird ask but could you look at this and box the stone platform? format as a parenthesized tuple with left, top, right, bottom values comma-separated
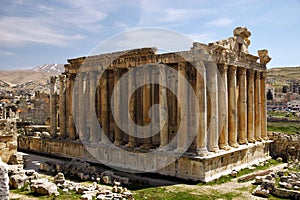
(18, 135, 272, 182)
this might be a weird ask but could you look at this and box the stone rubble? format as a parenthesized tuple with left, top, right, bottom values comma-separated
(39, 159, 130, 186)
(252, 159, 300, 199)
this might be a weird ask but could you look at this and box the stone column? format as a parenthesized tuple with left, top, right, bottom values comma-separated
(247, 70, 255, 143)
(254, 71, 262, 141)
(50, 76, 57, 138)
(89, 71, 100, 143)
(126, 69, 136, 148)
(206, 63, 219, 152)
(67, 74, 76, 140)
(177, 63, 188, 152)
(159, 66, 168, 148)
(228, 66, 239, 148)
(141, 68, 152, 149)
(78, 73, 86, 142)
(59, 75, 66, 139)
(218, 64, 230, 150)
(85, 73, 90, 141)
(237, 67, 248, 144)
(196, 64, 208, 156)
(260, 71, 268, 140)
(100, 71, 110, 144)
(113, 69, 122, 146)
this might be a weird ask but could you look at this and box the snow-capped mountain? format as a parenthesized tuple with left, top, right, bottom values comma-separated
(30, 63, 64, 74)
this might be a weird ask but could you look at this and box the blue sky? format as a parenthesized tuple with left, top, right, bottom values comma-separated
(0, 0, 299, 70)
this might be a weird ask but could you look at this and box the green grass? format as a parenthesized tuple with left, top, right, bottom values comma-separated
(196, 159, 281, 185)
(133, 187, 240, 200)
(268, 111, 299, 119)
(267, 122, 300, 134)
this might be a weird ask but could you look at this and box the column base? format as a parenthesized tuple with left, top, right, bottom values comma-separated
(125, 143, 136, 148)
(208, 146, 219, 153)
(262, 136, 269, 140)
(219, 144, 231, 151)
(175, 147, 187, 154)
(196, 147, 208, 157)
(229, 142, 239, 148)
(247, 138, 256, 143)
(140, 144, 152, 150)
(114, 141, 123, 146)
(238, 139, 248, 145)
(255, 137, 263, 142)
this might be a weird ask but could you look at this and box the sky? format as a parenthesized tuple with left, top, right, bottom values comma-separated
(0, 0, 300, 70)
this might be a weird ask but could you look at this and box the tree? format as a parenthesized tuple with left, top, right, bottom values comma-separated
(267, 89, 273, 100)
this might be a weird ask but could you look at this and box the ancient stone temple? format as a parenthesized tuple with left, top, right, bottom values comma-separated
(19, 27, 272, 182)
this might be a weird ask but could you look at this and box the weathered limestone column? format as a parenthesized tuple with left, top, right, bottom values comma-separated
(159, 66, 168, 148)
(50, 76, 58, 138)
(100, 71, 110, 144)
(151, 68, 160, 146)
(177, 63, 188, 152)
(218, 64, 230, 150)
(126, 69, 136, 148)
(247, 70, 255, 143)
(206, 63, 219, 152)
(196, 63, 208, 156)
(59, 75, 66, 139)
(141, 68, 152, 149)
(254, 71, 262, 141)
(113, 69, 122, 146)
(89, 71, 100, 143)
(260, 72, 268, 140)
(228, 66, 239, 148)
(237, 67, 248, 144)
(85, 73, 90, 141)
(78, 73, 86, 142)
(68, 74, 76, 140)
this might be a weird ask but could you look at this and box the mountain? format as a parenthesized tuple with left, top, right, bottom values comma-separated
(0, 63, 65, 93)
(30, 63, 64, 74)
(267, 66, 300, 87)
(0, 63, 64, 85)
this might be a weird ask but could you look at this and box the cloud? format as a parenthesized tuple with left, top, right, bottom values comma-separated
(0, 50, 14, 56)
(90, 28, 194, 55)
(206, 18, 234, 27)
(186, 33, 215, 43)
(137, 0, 214, 27)
(0, 17, 82, 46)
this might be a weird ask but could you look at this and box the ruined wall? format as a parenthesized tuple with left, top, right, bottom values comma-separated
(0, 134, 17, 163)
(269, 132, 300, 161)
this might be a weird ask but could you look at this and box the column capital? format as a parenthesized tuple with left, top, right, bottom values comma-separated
(228, 65, 237, 76)
(255, 71, 262, 79)
(261, 71, 267, 79)
(237, 67, 246, 76)
(247, 69, 255, 79)
(217, 64, 228, 75)
(50, 76, 57, 84)
(67, 73, 76, 81)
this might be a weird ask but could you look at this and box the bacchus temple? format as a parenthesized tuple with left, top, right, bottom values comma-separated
(19, 27, 272, 182)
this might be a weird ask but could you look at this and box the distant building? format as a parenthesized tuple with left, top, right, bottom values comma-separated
(287, 100, 300, 111)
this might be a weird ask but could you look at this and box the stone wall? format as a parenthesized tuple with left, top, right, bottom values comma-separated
(0, 159, 9, 200)
(269, 132, 300, 161)
(18, 135, 271, 182)
(0, 134, 17, 163)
